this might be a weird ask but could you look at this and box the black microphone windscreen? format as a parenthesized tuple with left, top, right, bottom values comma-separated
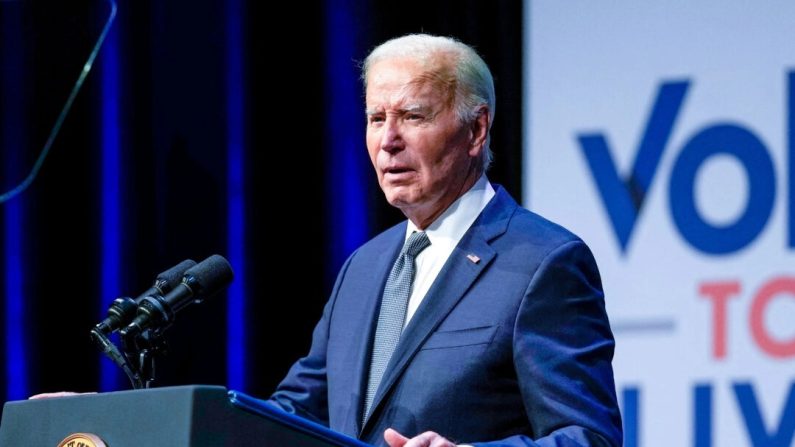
(156, 259, 197, 285)
(184, 254, 234, 298)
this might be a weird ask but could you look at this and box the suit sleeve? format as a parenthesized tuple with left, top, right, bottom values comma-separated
(267, 252, 356, 426)
(474, 240, 623, 447)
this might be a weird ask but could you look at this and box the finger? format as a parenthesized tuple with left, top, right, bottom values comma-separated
(430, 437, 456, 447)
(384, 428, 410, 447)
(28, 391, 95, 400)
(404, 431, 450, 447)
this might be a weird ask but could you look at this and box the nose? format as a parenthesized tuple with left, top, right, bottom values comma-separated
(380, 118, 404, 154)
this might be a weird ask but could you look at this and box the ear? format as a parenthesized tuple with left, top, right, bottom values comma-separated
(468, 105, 490, 157)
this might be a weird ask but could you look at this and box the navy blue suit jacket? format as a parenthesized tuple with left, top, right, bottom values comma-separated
(270, 187, 622, 446)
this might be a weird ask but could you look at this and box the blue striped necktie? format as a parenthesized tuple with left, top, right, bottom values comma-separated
(363, 231, 431, 422)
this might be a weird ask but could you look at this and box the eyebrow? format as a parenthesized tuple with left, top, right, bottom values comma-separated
(365, 104, 430, 116)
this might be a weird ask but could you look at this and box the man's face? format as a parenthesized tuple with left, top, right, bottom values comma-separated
(365, 57, 481, 225)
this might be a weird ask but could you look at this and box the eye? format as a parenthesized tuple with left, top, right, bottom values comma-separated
(368, 114, 385, 125)
(406, 113, 424, 121)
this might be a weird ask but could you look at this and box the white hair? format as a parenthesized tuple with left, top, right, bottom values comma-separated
(362, 34, 496, 171)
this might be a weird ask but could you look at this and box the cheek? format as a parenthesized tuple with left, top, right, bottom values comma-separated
(366, 135, 379, 164)
(424, 142, 461, 173)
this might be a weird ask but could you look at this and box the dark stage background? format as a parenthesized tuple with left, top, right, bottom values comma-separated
(0, 0, 522, 404)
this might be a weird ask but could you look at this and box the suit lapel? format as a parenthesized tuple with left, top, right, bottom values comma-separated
(361, 187, 517, 432)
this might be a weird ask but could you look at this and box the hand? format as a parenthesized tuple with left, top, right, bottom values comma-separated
(28, 391, 95, 399)
(384, 428, 457, 447)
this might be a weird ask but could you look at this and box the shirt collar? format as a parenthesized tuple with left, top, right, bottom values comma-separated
(405, 174, 495, 246)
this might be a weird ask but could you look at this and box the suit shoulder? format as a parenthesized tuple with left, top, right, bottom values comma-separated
(483, 186, 588, 253)
(497, 208, 603, 290)
(508, 207, 586, 249)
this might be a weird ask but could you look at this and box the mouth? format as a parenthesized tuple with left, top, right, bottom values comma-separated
(382, 166, 416, 182)
(385, 166, 413, 175)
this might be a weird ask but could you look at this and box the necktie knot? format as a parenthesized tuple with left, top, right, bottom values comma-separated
(402, 231, 431, 258)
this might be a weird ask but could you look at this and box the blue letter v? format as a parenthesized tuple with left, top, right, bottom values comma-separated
(577, 81, 689, 252)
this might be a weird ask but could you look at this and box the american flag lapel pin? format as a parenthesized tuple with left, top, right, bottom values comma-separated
(466, 254, 480, 264)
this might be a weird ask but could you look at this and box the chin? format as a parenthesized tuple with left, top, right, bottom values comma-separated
(385, 194, 409, 208)
(382, 184, 427, 209)
(384, 191, 415, 209)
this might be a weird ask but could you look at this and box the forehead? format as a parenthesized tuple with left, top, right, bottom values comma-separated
(365, 57, 454, 108)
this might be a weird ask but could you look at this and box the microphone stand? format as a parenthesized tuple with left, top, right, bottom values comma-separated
(120, 327, 168, 389)
(91, 298, 169, 390)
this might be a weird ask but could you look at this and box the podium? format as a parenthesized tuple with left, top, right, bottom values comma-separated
(0, 385, 371, 446)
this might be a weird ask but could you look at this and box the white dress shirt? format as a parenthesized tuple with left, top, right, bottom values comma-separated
(403, 175, 495, 327)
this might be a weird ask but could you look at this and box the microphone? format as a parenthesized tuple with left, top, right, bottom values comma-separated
(120, 254, 234, 338)
(94, 259, 197, 335)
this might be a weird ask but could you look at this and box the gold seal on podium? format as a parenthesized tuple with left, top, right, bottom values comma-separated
(57, 433, 107, 447)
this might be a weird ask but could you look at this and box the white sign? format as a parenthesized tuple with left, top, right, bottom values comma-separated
(524, 1, 795, 446)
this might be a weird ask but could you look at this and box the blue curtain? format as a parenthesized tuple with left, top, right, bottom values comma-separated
(0, 0, 522, 402)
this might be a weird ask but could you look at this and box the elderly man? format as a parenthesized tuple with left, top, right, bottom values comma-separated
(269, 34, 622, 447)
